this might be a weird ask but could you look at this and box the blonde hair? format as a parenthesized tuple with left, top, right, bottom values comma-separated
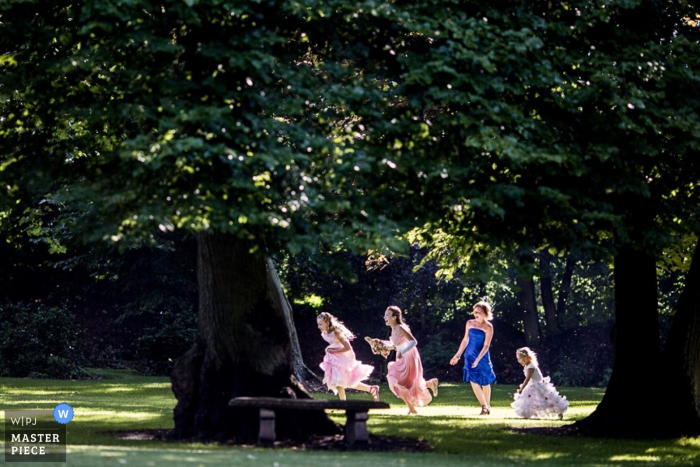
(516, 347, 539, 367)
(473, 301, 494, 320)
(317, 312, 355, 340)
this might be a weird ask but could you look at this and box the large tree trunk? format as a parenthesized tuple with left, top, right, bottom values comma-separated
(660, 238, 700, 436)
(169, 232, 339, 442)
(571, 246, 665, 437)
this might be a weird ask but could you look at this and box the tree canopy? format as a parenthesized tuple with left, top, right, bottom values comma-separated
(3, 1, 699, 259)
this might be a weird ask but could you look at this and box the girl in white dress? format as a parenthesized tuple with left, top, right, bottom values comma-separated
(511, 347, 569, 419)
(317, 312, 379, 401)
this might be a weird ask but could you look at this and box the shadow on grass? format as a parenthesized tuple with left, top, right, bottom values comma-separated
(112, 428, 432, 452)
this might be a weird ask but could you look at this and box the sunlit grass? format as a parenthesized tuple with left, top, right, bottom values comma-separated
(0, 369, 698, 466)
(76, 411, 162, 422)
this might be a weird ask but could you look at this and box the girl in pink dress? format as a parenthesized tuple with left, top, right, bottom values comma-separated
(383, 306, 439, 414)
(317, 312, 379, 401)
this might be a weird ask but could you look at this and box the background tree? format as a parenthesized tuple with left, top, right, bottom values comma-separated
(403, 0, 700, 437)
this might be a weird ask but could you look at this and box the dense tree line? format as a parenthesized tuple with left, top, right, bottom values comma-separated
(4, 233, 680, 391)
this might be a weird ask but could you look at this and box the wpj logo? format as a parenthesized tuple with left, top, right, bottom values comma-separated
(53, 404, 74, 424)
(4, 405, 72, 463)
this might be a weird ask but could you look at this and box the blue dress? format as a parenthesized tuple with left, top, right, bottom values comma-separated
(463, 328, 496, 385)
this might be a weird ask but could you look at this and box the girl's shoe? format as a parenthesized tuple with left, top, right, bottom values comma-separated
(430, 378, 439, 397)
(480, 405, 491, 415)
(369, 385, 379, 402)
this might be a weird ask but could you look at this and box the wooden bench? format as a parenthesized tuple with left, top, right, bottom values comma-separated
(228, 397, 390, 446)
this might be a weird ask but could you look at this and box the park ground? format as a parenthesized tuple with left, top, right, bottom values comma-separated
(1, 369, 699, 467)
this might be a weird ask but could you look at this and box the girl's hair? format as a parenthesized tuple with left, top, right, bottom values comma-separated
(473, 301, 494, 320)
(317, 312, 355, 340)
(386, 305, 407, 325)
(516, 347, 539, 367)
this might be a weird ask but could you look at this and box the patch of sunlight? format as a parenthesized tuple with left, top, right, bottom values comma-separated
(76, 447, 128, 458)
(0, 385, 159, 395)
(78, 410, 161, 422)
(329, 405, 523, 427)
(609, 455, 660, 462)
(1, 389, 75, 396)
(678, 437, 700, 447)
(508, 451, 570, 461)
(377, 405, 498, 419)
(0, 401, 85, 413)
(1, 400, 71, 406)
(88, 385, 145, 393)
(161, 454, 212, 462)
(66, 445, 215, 455)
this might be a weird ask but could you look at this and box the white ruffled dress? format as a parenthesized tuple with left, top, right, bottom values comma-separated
(511, 363, 569, 419)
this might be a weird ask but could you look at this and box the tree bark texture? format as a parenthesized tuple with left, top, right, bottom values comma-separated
(572, 246, 665, 437)
(169, 232, 339, 442)
(660, 238, 700, 436)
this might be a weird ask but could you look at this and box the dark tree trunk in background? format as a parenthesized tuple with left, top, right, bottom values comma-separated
(660, 238, 700, 436)
(572, 246, 665, 437)
(516, 275, 540, 346)
(556, 255, 575, 317)
(169, 232, 339, 443)
(539, 252, 558, 336)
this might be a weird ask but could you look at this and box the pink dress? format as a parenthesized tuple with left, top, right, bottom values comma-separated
(387, 328, 432, 407)
(319, 330, 374, 394)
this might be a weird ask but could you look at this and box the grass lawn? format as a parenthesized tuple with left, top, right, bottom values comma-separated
(1, 368, 698, 466)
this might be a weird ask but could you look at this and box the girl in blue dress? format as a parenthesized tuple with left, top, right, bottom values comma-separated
(450, 301, 496, 415)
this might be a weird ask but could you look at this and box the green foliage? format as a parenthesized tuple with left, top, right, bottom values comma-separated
(420, 329, 459, 374)
(134, 313, 197, 376)
(560, 261, 615, 328)
(551, 355, 610, 388)
(293, 293, 325, 309)
(3, 0, 698, 267)
(402, 0, 700, 271)
(0, 301, 83, 378)
(80, 234, 199, 374)
(545, 323, 615, 388)
(0, 229, 199, 375)
(1, 0, 699, 309)
(0, 0, 423, 257)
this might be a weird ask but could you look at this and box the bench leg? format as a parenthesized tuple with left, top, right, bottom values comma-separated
(258, 409, 276, 446)
(344, 410, 369, 445)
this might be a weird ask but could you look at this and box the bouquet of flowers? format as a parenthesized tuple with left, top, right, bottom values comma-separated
(364, 336, 393, 359)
